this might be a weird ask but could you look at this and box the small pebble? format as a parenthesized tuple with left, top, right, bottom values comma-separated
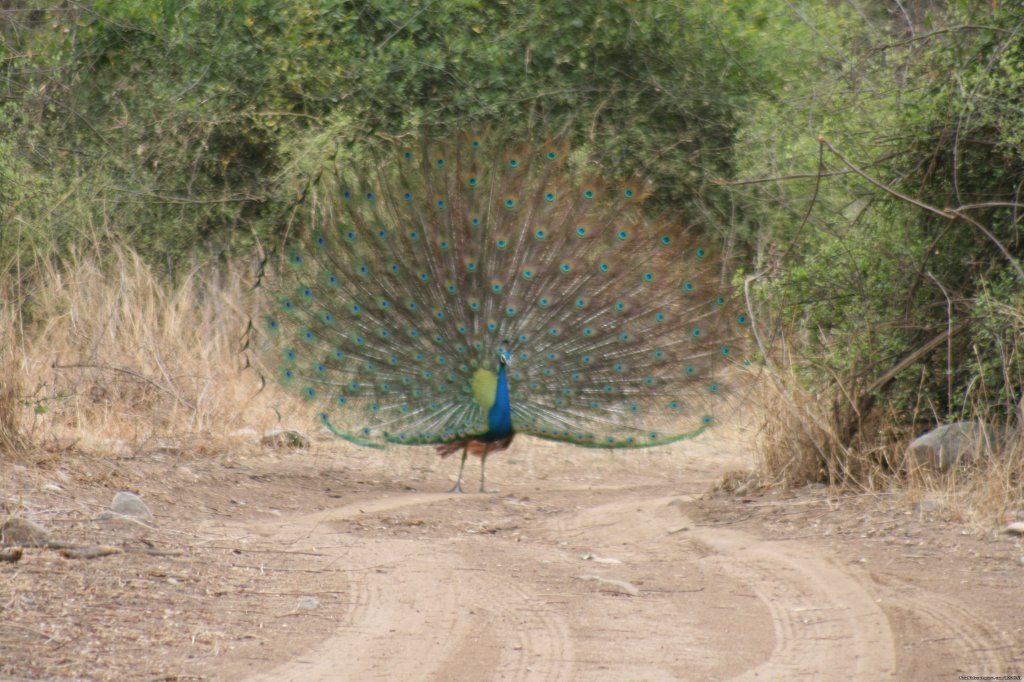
(295, 596, 321, 610)
(577, 575, 640, 596)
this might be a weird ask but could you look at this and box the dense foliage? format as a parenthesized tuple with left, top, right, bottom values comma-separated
(1, 0, 811, 264)
(2, 1, 1021, 453)
(732, 4, 1024, 428)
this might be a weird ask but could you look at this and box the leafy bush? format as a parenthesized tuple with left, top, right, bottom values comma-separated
(2, 0, 828, 269)
(734, 3, 1024, 451)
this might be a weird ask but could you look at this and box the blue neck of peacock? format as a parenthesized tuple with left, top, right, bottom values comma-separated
(487, 363, 513, 438)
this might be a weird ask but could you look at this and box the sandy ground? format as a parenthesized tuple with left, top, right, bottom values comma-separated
(1, 429, 1022, 681)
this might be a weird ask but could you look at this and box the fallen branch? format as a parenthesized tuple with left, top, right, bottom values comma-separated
(52, 361, 197, 412)
(59, 545, 123, 560)
(863, 324, 968, 396)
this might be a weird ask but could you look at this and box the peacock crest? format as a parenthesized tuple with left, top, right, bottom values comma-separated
(254, 131, 748, 486)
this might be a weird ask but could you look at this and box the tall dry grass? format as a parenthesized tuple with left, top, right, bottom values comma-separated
(1, 236, 294, 452)
(0, 347, 26, 453)
(753, 336, 1024, 528)
(753, 348, 901, 492)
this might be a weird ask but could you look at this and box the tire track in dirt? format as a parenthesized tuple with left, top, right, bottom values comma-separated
(872, 574, 1017, 678)
(243, 493, 576, 682)
(245, 540, 470, 681)
(687, 522, 896, 680)
(438, 548, 575, 681)
(235, 479, 1011, 680)
(541, 496, 896, 680)
(241, 494, 467, 681)
(536, 495, 774, 680)
(239, 488, 893, 680)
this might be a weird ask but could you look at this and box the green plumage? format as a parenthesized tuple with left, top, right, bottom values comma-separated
(255, 132, 747, 451)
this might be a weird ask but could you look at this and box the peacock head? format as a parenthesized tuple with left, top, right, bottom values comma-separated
(497, 345, 513, 366)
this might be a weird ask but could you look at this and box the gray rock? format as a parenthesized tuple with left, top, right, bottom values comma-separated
(110, 491, 155, 523)
(295, 596, 321, 610)
(907, 421, 998, 472)
(0, 517, 50, 547)
(261, 428, 311, 449)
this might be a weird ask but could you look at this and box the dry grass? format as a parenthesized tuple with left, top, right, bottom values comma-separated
(753, 363, 897, 491)
(903, 428, 1024, 529)
(1, 265, 28, 452)
(0, 356, 26, 453)
(1, 237, 298, 454)
(753, 343, 1024, 528)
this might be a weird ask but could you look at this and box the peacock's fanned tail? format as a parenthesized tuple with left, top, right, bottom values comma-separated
(258, 132, 748, 448)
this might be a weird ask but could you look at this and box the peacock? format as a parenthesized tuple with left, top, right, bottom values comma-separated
(254, 131, 748, 492)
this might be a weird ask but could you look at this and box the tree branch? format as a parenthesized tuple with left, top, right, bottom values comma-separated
(819, 136, 1024, 282)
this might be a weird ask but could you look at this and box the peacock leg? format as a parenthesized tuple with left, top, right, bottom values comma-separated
(448, 444, 469, 493)
(479, 446, 490, 493)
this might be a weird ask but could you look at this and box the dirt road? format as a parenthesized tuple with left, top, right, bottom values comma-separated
(2, 433, 1022, 680)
